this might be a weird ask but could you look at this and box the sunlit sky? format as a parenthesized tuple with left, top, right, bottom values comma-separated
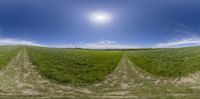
(0, 0, 200, 48)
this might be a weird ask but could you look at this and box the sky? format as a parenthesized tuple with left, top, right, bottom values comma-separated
(0, 0, 200, 48)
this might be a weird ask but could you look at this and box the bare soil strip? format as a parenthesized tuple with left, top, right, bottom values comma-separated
(0, 49, 200, 98)
(0, 48, 79, 97)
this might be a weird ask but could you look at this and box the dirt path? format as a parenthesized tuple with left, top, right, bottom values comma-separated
(87, 55, 200, 98)
(0, 48, 81, 97)
(0, 49, 141, 98)
(0, 49, 199, 98)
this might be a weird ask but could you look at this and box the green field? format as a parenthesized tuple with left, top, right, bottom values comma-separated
(0, 46, 21, 69)
(1, 45, 200, 98)
(127, 46, 200, 77)
(26, 46, 122, 85)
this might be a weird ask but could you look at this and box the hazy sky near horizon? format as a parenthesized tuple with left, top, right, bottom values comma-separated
(0, 0, 200, 48)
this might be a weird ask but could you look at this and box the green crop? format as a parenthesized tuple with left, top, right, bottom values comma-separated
(0, 45, 21, 69)
(127, 46, 200, 77)
(26, 46, 122, 85)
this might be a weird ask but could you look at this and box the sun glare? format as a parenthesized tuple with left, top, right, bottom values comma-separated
(89, 12, 112, 24)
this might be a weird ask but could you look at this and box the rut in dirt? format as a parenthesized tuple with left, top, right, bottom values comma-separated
(0, 49, 144, 97)
(0, 48, 76, 96)
(0, 48, 196, 98)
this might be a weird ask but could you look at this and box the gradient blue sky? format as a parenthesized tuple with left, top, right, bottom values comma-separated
(0, 0, 200, 48)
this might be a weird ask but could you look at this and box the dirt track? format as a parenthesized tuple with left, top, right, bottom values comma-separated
(0, 48, 200, 98)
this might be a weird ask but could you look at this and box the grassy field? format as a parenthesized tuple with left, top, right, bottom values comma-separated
(1, 45, 200, 98)
(0, 46, 21, 69)
(26, 46, 122, 85)
(127, 46, 200, 77)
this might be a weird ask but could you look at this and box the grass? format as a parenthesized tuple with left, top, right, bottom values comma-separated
(127, 46, 200, 77)
(26, 46, 122, 85)
(2, 45, 200, 98)
(0, 45, 21, 69)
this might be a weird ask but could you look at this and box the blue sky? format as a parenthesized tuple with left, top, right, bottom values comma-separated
(0, 0, 200, 48)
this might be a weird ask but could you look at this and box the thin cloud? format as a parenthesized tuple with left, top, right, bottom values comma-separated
(80, 40, 140, 49)
(154, 36, 200, 48)
(0, 38, 42, 46)
(48, 40, 140, 49)
(0, 38, 139, 49)
(48, 44, 76, 48)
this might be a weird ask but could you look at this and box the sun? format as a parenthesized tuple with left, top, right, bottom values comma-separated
(89, 12, 112, 25)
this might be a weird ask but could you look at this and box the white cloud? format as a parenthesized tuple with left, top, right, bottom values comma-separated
(48, 44, 76, 48)
(48, 40, 140, 49)
(80, 40, 139, 49)
(0, 38, 43, 46)
(0, 38, 139, 49)
(154, 36, 200, 48)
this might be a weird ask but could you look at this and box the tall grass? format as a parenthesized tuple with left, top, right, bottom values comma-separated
(127, 46, 200, 77)
(0, 46, 21, 69)
(26, 46, 122, 85)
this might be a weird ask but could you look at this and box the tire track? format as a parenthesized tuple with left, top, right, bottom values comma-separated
(0, 49, 199, 98)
